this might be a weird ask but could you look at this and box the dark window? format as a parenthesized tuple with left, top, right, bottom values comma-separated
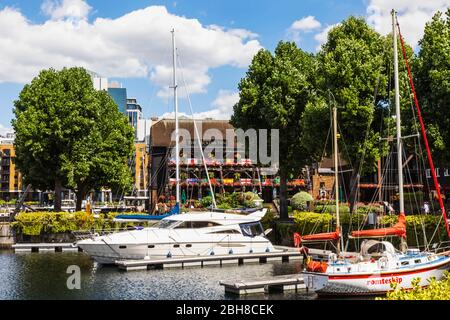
(208, 230, 240, 234)
(414, 259, 422, 264)
(119, 246, 127, 249)
(239, 222, 264, 237)
(175, 221, 221, 229)
(401, 261, 409, 266)
(185, 244, 192, 248)
(148, 245, 155, 248)
(173, 244, 180, 248)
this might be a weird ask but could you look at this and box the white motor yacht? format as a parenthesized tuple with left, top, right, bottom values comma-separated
(76, 208, 277, 264)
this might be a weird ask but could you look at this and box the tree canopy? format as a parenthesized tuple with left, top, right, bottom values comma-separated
(414, 8, 450, 166)
(13, 67, 135, 211)
(231, 41, 317, 219)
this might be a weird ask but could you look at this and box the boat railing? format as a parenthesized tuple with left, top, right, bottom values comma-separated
(431, 240, 450, 253)
(72, 227, 143, 241)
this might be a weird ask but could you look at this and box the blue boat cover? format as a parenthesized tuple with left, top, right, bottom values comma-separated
(114, 203, 180, 221)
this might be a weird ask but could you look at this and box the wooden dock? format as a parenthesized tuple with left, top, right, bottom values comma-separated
(115, 247, 331, 271)
(12, 243, 82, 253)
(219, 274, 306, 295)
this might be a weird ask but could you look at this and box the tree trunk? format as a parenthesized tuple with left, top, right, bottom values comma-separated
(279, 171, 289, 220)
(348, 168, 360, 214)
(75, 187, 85, 212)
(54, 179, 62, 212)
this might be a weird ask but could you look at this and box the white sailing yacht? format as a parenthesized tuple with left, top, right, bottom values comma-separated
(76, 30, 275, 264)
(301, 10, 450, 296)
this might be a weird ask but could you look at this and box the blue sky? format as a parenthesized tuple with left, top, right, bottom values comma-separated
(0, 0, 447, 133)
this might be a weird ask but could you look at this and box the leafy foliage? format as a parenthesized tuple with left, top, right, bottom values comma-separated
(12, 211, 152, 236)
(12, 67, 135, 211)
(231, 41, 318, 218)
(380, 272, 450, 300)
(414, 8, 450, 166)
(291, 191, 314, 211)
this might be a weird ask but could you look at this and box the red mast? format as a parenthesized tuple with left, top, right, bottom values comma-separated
(396, 19, 450, 239)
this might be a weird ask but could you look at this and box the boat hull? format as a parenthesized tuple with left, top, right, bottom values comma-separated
(78, 239, 275, 265)
(303, 256, 450, 296)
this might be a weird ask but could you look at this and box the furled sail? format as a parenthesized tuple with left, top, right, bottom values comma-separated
(294, 227, 340, 246)
(350, 212, 406, 238)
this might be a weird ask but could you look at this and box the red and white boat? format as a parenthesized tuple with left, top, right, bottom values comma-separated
(303, 240, 450, 296)
(297, 10, 450, 296)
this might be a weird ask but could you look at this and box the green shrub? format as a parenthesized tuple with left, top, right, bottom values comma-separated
(242, 192, 262, 208)
(314, 204, 350, 214)
(293, 211, 334, 235)
(380, 272, 450, 300)
(11, 211, 153, 236)
(200, 196, 213, 208)
(291, 192, 313, 211)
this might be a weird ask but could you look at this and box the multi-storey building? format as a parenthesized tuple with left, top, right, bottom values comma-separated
(0, 132, 23, 201)
(148, 118, 305, 212)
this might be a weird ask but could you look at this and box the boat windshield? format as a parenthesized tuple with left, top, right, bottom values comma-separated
(239, 221, 264, 237)
(153, 219, 181, 229)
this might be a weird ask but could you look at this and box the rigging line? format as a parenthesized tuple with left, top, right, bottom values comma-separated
(176, 52, 217, 208)
(402, 145, 421, 248)
(397, 18, 450, 239)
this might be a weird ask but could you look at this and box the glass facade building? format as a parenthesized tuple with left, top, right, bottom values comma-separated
(107, 87, 128, 114)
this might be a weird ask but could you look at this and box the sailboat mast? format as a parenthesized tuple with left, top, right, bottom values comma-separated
(392, 10, 407, 251)
(171, 29, 180, 206)
(333, 107, 342, 254)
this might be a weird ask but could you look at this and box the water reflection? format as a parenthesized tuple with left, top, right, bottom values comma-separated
(0, 251, 318, 300)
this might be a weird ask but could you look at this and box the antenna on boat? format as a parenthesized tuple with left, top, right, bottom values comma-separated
(392, 10, 407, 252)
(171, 29, 180, 207)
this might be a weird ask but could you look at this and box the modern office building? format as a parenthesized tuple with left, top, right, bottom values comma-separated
(107, 83, 128, 114)
(126, 98, 143, 136)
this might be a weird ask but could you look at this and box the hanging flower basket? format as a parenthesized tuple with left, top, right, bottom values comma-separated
(240, 159, 253, 166)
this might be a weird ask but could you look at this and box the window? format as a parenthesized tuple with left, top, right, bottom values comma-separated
(445, 168, 449, 177)
(401, 261, 409, 266)
(119, 246, 127, 249)
(414, 259, 422, 264)
(239, 222, 264, 237)
(208, 230, 241, 234)
(153, 220, 180, 229)
(436, 168, 440, 177)
(185, 244, 192, 248)
(425, 169, 431, 178)
(174, 221, 221, 229)
(148, 245, 155, 248)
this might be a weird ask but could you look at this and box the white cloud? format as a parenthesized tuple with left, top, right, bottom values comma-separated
(0, 124, 12, 136)
(313, 23, 340, 51)
(0, 5, 261, 98)
(160, 90, 239, 120)
(287, 16, 322, 43)
(289, 16, 322, 32)
(366, 0, 450, 48)
(41, 0, 92, 21)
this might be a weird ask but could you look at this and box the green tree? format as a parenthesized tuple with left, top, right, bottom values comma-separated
(414, 8, 450, 166)
(13, 67, 135, 211)
(231, 41, 317, 219)
(302, 17, 414, 213)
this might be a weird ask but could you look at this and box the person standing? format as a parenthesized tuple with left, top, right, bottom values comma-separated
(423, 201, 430, 215)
